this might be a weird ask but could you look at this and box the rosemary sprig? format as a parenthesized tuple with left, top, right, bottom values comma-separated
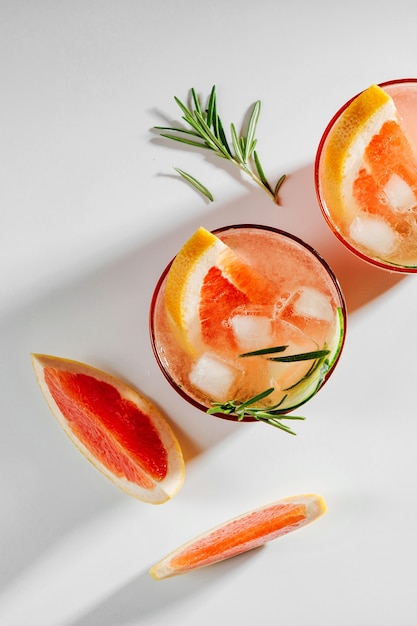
(206, 345, 332, 433)
(207, 388, 305, 435)
(155, 86, 286, 203)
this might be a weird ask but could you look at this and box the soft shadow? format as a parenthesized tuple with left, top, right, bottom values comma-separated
(0, 212, 243, 592)
(70, 549, 261, 626)
(1, 187, 280, 593)
(1, 161, 404, 606)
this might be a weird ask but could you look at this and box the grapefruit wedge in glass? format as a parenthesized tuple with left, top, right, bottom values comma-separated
(150, 493, 326, 579)
(32, 354, 185, 504)
(164, 226, 277, 356)
(316, 78, 417, 271)
(150, 224, 346, 432)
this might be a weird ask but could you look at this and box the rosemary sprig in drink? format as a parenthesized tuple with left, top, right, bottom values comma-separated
(155, 86, 286, 203)
(238, 345, 330, 362)
(207, 388, 305, 435)
(207, 345, 332, 433)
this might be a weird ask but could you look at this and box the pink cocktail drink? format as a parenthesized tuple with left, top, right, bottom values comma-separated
(150, 225, 346, 428)
(315, 78, 417, 272)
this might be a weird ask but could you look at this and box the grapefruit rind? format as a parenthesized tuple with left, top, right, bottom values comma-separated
(164, 226, 277, 355)
(164, 227, 227, 352)
(31, 354, 185, 504)
(149, 493, 326, 579)
(320, 84, 397, 228)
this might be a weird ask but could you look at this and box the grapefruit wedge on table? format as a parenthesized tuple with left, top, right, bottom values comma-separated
(150, 493, 326, 579)
(319, 83, 417, 263)
(32, 354, 185, 504)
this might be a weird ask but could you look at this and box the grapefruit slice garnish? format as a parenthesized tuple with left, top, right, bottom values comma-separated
(164, 226, 276, 354)
(318, 83, 417, 261)
(32, 354, 185, 504)
(149, 493, 326, 579)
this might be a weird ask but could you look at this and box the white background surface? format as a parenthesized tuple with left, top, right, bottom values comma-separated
(1, 1, 417, 624)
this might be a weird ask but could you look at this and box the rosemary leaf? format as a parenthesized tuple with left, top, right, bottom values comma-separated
(244, 100, 261, 161)
(191, 88, 203, 115)
(206, 85, 216, 127)
(237, 387, 275, 409)
(158, 133, 211, 149)
(216, 114, 232, 156)
(174, 96, 195, 124)
(253, 418, 298, 435)
(275, 414, 306, 421)
(212, 112, 221, 145)
(239, 345, 289, 357)
(230, 123, 245, 164)
(173, 167, 214, 201)
(268, 349, 330, 363)
(155, 126, 200, 139)
(253, 150, 274, 194)
(274, 173, 287, 199)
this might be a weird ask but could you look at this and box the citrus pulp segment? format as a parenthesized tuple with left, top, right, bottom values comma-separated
(317, 82, 417, 268)
(32, 354, 185, 504)
(149, 493, 326, 579)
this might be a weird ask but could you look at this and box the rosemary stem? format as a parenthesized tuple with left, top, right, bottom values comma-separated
(235, 161, 277, 202)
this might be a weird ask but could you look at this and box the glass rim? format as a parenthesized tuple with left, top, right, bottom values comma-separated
(149, 223, 347, 421)
(314, 77, 417, 274)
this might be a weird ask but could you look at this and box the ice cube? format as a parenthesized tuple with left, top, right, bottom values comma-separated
(349, 214, 397, 255)
(292, 287, 333, 323)
(278, 289, 334, 344)
(189, 353, 242, 401)
(383, 173, 416, 213)
(230, 313, 273, 351)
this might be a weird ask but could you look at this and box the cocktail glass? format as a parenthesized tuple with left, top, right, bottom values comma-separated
(150, 224, 346, 425)
(315, 78, 417, 272)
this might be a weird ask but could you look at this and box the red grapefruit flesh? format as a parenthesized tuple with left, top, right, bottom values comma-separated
(32, 354, 185, 504)
(150, 493, 326, 579)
